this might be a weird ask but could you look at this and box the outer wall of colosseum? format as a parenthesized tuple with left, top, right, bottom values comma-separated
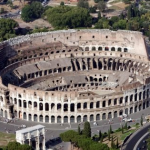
(0, 29, 150, 124)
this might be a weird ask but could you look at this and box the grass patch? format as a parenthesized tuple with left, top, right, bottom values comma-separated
(120, 129, 136, 140)
(0, 132, 15, 148)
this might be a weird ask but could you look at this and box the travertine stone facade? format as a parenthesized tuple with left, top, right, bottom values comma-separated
(0, 29, 150, 124)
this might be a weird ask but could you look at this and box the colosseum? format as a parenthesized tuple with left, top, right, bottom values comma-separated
(0, 29, 149, 124)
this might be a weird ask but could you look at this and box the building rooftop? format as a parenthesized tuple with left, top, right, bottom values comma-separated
(16, 125, 45, 134)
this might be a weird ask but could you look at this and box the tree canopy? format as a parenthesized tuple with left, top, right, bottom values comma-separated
(21, 1, 44, 22)
(83, 121, 91, 138)
(0, 18, 18, 41)
(3, 141, 32, 150)
(45, 6, 92, 29)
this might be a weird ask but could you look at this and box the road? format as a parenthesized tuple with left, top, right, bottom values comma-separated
(122, 122, 150, 150)
(0, 107, 150, 149)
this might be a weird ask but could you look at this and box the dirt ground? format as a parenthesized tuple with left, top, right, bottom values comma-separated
(0, 0, 28, 13)
(113, 2, 129, 9)
(14, 18, 53, 29)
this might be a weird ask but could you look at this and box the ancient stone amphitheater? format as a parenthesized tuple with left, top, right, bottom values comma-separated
(0, 29, 149, 124)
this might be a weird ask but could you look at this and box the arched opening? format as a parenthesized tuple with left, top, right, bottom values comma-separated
(34, 114, 37, 122)
(135, 94, 137, 101)
(102, 113, 106, 120)
(85, 47, 89, 51)
(70, 116, 75, 123)
(114, 111, 117, 118)
(125, 108, 128, 115)
(102, 101, 106, 107)
(98, 47, 102, 51)
(77, 115, 81, 123)
(139, 104, 141, 111)
(51, 103, 55, 110)
(83, 115, 87, 122)
(57, 103, 61, 111)
(83, 102, 87, 109)
(45, 103, 49, 111)
(118, 47, 121, 52)
(64, 116, 68, 123)
(77, 103, 81, 110)
(45, 115, 49, 123)
(90, 114, 94, 121)
(92, 47, 96, 51)
(29, 114, 32, 121)
(23, 112, 27, 119)
(134, 106, 137, 112)
(51, 116, 55, 123)
(96, 101, 100, 108)
(57, 116, 61, 123)
(39, 115, 43, 122)
(130, 107, 133, 114)
(39, 103, 43, 111)
(139, 92, 142, 100)
(119, 110, 123, 116)
(111, 47, 115, 51)
(70, 103, 74, 112)
(108, 112, 112, 119)
(96, 114, 100, 120)
(90, 102, 93, 109)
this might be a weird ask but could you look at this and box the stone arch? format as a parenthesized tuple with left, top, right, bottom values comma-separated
(34, 114, 37, 122)
(98, 47, 102, 51)
(23, 112, 27, 119)
(130, 107, 133, 114)
(45, 103, 49, 111)
(111, 47, 115, 51)
(1, 109, 3, 117)
(102, 101, 106, 107)
(45, 115, 49, 123)
(57, 116, 61, 123)
(28, 114, 32, 121)
(83, 115, 87, 122)
(143, 91, 145, 99)
(108, 112, 112, 119)
(57, 103, 61, 110)
(39, 103, 43, 111)
(96, 114, 100, 121)
(51, 116, 55, 123)
(134, 105, 137, 112)
(92, 46, 96, 51)
(130, 95, 133, 102)
(96, 101, 100, 108)
(119, 110, 123, 116)
(114, 111, 117, 118)
(77, 103, 81, 110)
(125, 108, 128, 115)
(39, 115, 43, 122)
(139, 104, 142, 111)
(90, 114, 94, 121)
(70, 116, 75, 123)
(83, 102, 87, 109)
(139, 92, 142, 100)
(90, 102, 93, 109)
(77, 115, 81, 123)
(102, 113, 106, 120)
(64, 116, 68, 123)
(85, 47, 89, 51)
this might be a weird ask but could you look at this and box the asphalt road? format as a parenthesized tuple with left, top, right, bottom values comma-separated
(123, 122, 150, 150)
(0, 107, 150, 149)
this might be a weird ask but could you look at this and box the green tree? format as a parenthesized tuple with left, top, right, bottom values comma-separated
(83, 121, 91, 138)
(46, 6, 92, 29)
(116, 137, 119, 149)
(97, 1, 106, 12)
(99, 130, 102, 140)
(110, 125, 112, 133)
(124, 122, 128, 130)
(108, 130, 110, 141)
(100, 134, 103, 142)
(78, 125, 81, 135)
(141, 116, 143, 126)
(60, 1, 64, 5)
(111, 136, 116, 149)
(77, 0, 89, 9)
(21, 1, 44, 22)
(4, 142, 32, 150)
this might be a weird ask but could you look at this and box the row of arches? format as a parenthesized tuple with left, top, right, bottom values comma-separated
(10, 101, 149, 123)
